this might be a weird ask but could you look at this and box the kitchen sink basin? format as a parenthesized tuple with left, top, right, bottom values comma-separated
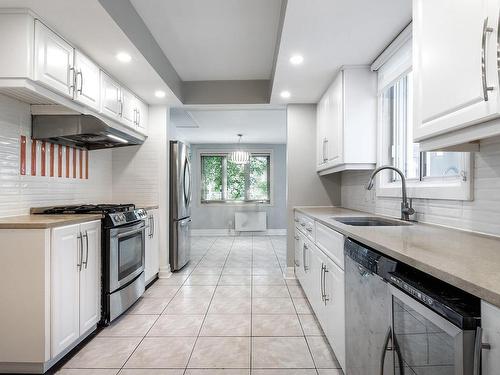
(331, 216, 412, 226)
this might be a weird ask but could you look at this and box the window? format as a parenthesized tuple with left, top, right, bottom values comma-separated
(201, 153, 271, 203)
(376, 37, 472, 200)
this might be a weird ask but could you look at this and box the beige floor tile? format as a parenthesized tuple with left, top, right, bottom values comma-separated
(56, 370, 119, 375)
(291, 298, 314, 314)
(222, 267, 252, 275)
(143, 285, 180, 299)
(64, 337, 141, 368)
(148, 314, 204, 336)
(200, 314, 251, 336)
(316, 370, 343, 375)
(177, 285, 216, 299)
(209, 296, 251, 314)
(298, 314, 324, 336)
(191, 266, 224, 275)
(253, 285, 290, 298)
(188, 337, 251, 368)
(218, 275, 252, 286)
(124, 337, 196, 368)
(163, 296, 211, 315)
(127, 297, 171, 315)
(252, 315, 303, 336)
(154, 275, 188, 285)
(306, 336, 341, 369)
(287, 286, 306, 298)
(251, 371, 317, 375)
(99, 314, 158, 337)
(252, 276, 286, 285)
(252, 298, 295, 314)
(285, 279, 300, 286)
(252, 337, 315, 368)
(215, 286, 252, 298)
(186, 370, 250, 375)
(252, 268, 283, 276)
(185, 274, 221, 285)
(119, 370, 185, 375)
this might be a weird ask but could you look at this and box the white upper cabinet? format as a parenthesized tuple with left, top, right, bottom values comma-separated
(316, 66, 377, 175)
(413, 0, 500, 149)
(121, 88, 137, 128)
(74, 50, 100, 111)
(100, 71, 122, 119)
(136, 99, 149, 135)
(34, 20, 74, 98)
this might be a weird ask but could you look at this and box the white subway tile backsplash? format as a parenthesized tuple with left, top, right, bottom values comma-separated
(0, 93, 112, 217)
(341, 140, 500, 237)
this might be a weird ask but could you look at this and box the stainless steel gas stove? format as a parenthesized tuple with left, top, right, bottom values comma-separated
(32, 204, 148, 324)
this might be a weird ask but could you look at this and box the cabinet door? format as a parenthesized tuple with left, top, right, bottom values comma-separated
(34, 20, 74, 97)
(325, 73, 343, 165)
(74, 50, 100, 110)
(316, 95, 328, 167)
(481, 300, 500, 374)
(100, 71, 121, 119)
(51, 224, 80, 357)
(150, 210, 160, 276)
(145, 210, 160, 283)
(324, 256, 346, 371)
(79, 221, 101, 334)
(414, 0, 499, 141)
(136, 99, 149, 135)
(121, 88, 137, 128)
(294, 229, 301, 277)
(307, 245, 325, 320)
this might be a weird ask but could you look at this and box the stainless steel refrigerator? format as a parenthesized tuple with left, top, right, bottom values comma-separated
(169, 140, 192, 271)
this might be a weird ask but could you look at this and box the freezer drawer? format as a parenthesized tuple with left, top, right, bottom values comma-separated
(170, 217, 191, 271)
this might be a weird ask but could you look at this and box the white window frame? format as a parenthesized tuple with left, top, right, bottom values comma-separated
(374, 30, 473, 201)
(197, 148, 275, 206)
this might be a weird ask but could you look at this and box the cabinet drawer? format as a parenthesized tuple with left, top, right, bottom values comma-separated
(295, 212, 315, 241)
(315, 221, 344, 269)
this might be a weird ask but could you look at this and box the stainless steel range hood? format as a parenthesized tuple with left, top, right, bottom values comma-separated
(32, 114, 145, 150)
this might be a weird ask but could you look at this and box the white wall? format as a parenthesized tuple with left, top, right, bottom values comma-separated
(0, 94, 111, 217)
(341, 136, 500, 236)
(190, 143, 287, 232)
(286, 104, 341, 268)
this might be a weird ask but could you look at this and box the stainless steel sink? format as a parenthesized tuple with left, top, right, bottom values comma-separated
(331, 216, 412, 226)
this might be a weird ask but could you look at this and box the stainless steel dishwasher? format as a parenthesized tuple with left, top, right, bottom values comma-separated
(344, 238, 398, 375)
(344, 238, 481, 375)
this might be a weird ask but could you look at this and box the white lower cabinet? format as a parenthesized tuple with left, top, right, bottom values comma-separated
(294, 212, 346, 371)
(481, 300, 500, 374)
(145, 208, 160, 283)
(51, 220, 101, 357)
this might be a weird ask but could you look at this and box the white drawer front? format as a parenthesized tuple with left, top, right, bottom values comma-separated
(315, 221, 344, 269)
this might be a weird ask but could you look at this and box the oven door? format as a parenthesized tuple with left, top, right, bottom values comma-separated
(390, 285, 475, 375)
(108, 220, 145, 292)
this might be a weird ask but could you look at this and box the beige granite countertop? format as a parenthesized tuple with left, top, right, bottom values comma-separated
(0, 214, 103, 229)
(141, 205, 159, 211)
(295, 206, 500, 307)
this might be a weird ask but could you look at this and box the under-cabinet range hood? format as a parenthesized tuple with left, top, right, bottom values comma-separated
(32, 114, 145, 150)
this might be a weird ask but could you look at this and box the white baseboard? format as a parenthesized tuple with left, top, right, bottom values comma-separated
(283, 266, 296, 279)
(158, 266, 172, 279)
(191, 229, 287, 236)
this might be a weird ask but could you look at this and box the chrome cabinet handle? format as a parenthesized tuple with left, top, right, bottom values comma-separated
(75, 70, 83, 94)
(151, 214, 155, 237)
(302, 244, 308, 271)
(482, 18, 495, 101)
(474, 326, 491, 375)
(77, 232, 83, 270)
(82, 230, 89, 269)
(323, 264, 329, 304)
(379, 327, 392, 375)
(323, 138, 328, 162)
(300, 222, 306, 227)
(320, 264, 325, 301)
(306, 226, 312, 232)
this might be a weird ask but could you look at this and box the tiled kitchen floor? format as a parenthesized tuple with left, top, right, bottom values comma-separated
(57, 236, 343, 375)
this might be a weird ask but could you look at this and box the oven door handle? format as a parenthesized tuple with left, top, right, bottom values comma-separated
(117, 227, 144, 238)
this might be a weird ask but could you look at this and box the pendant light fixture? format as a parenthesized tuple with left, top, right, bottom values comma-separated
(229, 134, 250, 165)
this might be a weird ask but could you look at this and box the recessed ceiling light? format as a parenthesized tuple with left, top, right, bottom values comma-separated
(155, 90, 166, 98)
(116, 52, 131, 63)
(280, 90, 291, 99)
(289, 54, 304, 65)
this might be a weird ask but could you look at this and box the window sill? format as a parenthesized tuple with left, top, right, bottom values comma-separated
(376, 178, 472, 201)
(200, 201, 272, 207)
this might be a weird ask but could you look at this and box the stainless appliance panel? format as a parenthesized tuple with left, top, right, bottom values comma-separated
(345, 254, 395, 375)
(170, 217, 191, 271)
(170, 141, 191, 220)
(391, 286, 475, 375)
(109, 221, 145, 292)
(109, 272, 145, 322)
